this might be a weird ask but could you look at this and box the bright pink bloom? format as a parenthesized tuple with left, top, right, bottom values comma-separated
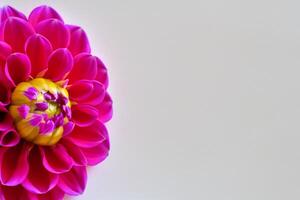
(0, 5, 112, 200)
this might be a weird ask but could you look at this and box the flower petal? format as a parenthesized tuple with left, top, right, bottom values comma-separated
(32, 187, 64, 200)
(0, 41, 12, 60)
(66, 120, 106, 148)
(3, 17, 34, 52)
(80, 141, 109, 166)
(0, 6, 27, 23)
(67, 25, 91, 56)
(0, 128, 20, 147)
(58, 166, 87, 195)
(62, 139, 87, 166)
(67, 53, 98, 83)
(71, 104, 99, 127)
(96, 93, 113, 123)
(28, 5, 63, 27)
(44, 48, 73, 81)
(40, 144, 73, 174)
(63, 121, 75, 136)
(22, 146, 58, 194)
(0, 112, 13, 131)
(95, 56, 109, 89)
(81, 81, 105, 106)
(0, 185, 36, 200)
(25, 34, 53, 77)
(68, 80, 94, 102)
(0, 143, 30, 186)
(36, 19, 70, 50)
(5, 53, 31, 86)
(0, 85, 11, 109)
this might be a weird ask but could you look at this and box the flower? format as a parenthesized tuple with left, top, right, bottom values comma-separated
(0, 5, 112, 200)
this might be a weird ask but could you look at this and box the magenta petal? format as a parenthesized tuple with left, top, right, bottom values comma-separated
(29, 5, 63, 27)
(67, 25, 91, 56)
(80, 141, 109, 166)
(82, 81, 105, 106)
(40, 144, 73, 174)
(68, 80, 94, 101)
(0, 84, 10, 108)
(25, 34, 53, 77)
(5, 53, 31, 86)
(24, 87, 38, 101)
(29, 114, 43, 127)
(95, 56, 109, 89)
(71, 104, 99, 127)
(0, 129, 20, 147)
(62, 139, 87, 166)
(44, 48, 73, 81)
(69, 80, 105, 106)
(32, 187, 64, 200)
(35, 102, 48, 111)
(0, 6, 27, 23)
(18, 104, 30, 119)
(0, 144, 30, 186)
(0, 41, 12, 60)
(0, 185, 36, 200)
(36, 19, 70, 49)
(39, 120, 55, 134)
(96, 93, 113, 123)
(63, 121, 75, 136)
(67, 53, 98, 83)
(3, 17, 34, 52)
(66, 120, 106, 148)
(22, 146, 58, 194)
(58, 166, 87, 195)
(0, 113, 13, 131)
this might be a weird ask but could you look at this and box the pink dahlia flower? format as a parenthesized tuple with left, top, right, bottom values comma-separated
(0, 5, 112, 200)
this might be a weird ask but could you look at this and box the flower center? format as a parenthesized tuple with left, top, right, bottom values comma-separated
(9, 78, 71, 146)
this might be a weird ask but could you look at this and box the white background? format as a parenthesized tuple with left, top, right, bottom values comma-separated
(2, 0, 300, 199)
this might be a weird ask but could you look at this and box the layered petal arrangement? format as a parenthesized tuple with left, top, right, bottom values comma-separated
(0, 5, 112, 200)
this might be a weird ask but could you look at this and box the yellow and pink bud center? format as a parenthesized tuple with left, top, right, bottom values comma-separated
(9, 78, 72, 146)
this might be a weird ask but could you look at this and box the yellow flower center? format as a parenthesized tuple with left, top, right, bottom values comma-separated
(9, 78, 71, 146)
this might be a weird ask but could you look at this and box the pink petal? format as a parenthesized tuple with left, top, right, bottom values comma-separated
(35, 19, 70, 50)
(66, 120, 106, 148)
(82, 81, 105, 106)
(62, 139, 87, 166)
(25, 34, 53, 77)
(71, 104, 99, 127)
(44, 48, 73, 81)
(96, 93, 113, 123)
(18, 104, 30, 119)
(28, 5, 63, 27)
(0, 185, 37, 200)
(80, 141, 109, 166)
(0, 113, 13, 131)
(67, 25, 91, 56)
(58, 166, 87, 195)
(40, 144, 73, 174)
(0, 41, 12, 60)
(63, 121, 75, 136)
(67, 53, 98, 83)
(0, 129, 20, 147)
(0, 6, 27, 23)
(22, 146, 58, 194)
(95, 56, 109, 89)
(0, 143, 30, 186)
(3, 17, 34, 52)
(68, 80, 94, 101)
(5, 53, 31, 86)
(32, 187, 64, 200)
(0, 85, 10, 109)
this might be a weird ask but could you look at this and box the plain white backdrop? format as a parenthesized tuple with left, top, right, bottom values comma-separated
(2, 0, 300, 199)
